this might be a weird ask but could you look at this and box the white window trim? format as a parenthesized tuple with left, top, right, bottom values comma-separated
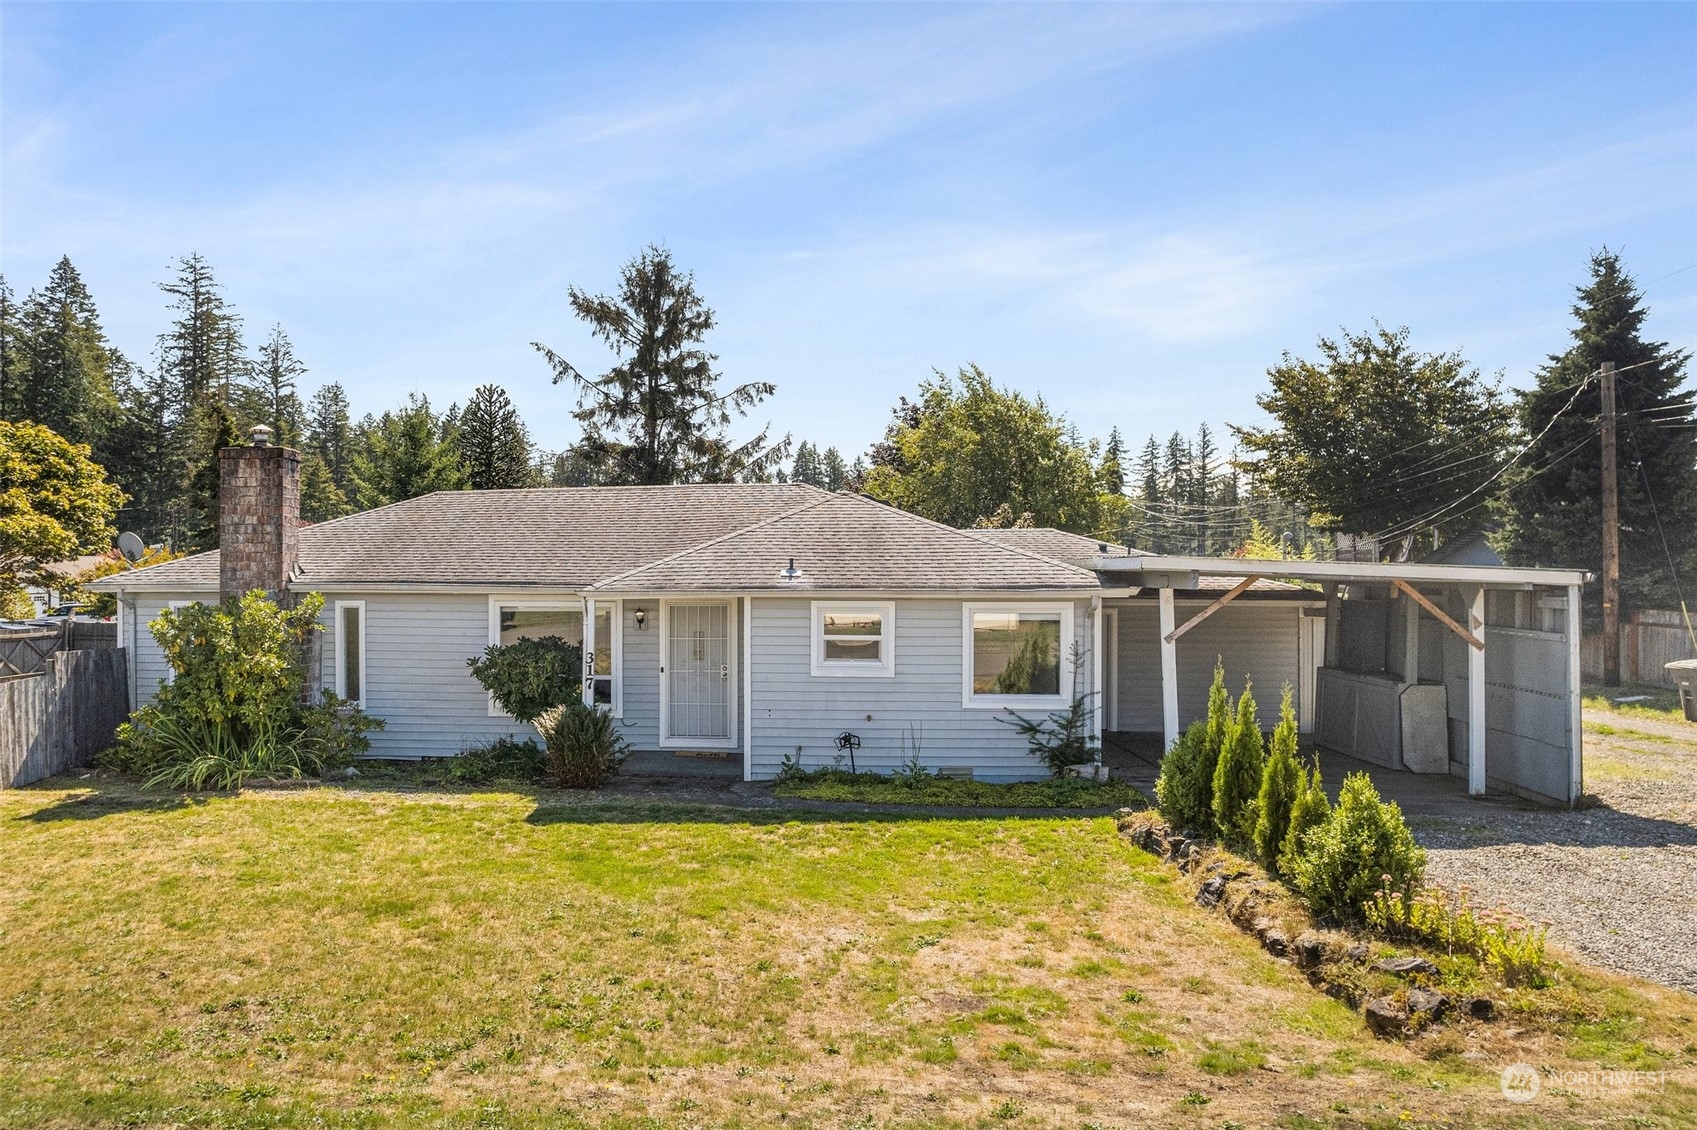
(810, 600, 896, 678)
(961, 601, 1075, 711)
(486, 596, 583, 718)
(333, 600, 367, 708)
(583, 598, 624, 718)
(162, 600, 195, 685)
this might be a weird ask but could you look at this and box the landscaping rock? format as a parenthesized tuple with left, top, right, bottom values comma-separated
(1263, 928, 1289, 958)
(1406, 988, 1449, 1020)
(1364, 996, 1408, 1037)
(1292, 931, 1327, 969)
(1464, 996, 1496, 1020)
(1251, 916, 1278, 941)
(1345, 944, 1371, 964)
(1373, 955, 1439, 978)
(1196, 876, 1227, 909)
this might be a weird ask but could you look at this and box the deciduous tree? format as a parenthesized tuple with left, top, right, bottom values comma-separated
(862, 365, 1118, 536)
(0, 421, 126, 603)
(1232, 324, 1513, 555)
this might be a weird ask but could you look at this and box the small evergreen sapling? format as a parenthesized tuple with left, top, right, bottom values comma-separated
(1211, 680, 1264, 847)
(1278, 759, 1330, 881)
(1253, 685, 1302, 875)
(1289, 772, 1426, 921)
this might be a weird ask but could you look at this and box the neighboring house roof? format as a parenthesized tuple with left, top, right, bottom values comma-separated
(588, 493, 1100, 594)
(94, 484, 830, 591)
(1419, 531, 1505, 568)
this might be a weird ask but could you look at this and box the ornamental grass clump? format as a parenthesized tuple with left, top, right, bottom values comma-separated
(1252, 686, 1302, 875)
(535, 701, 630, 789)
(1288, 772, 1425, 921)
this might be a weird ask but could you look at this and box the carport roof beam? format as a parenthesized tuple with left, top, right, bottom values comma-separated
(1164, 574, 1262, 643)
(1391, 579, 1483, 651)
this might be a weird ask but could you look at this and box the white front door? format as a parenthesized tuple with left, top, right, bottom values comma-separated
(664, 602, 734, 746)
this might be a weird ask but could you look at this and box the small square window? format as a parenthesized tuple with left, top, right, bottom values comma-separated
(811, 602, 895, 677)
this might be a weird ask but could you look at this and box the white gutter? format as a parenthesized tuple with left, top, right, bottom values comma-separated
(1089, 554, 1591, 589)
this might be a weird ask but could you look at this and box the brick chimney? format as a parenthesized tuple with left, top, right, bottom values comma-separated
(219, 424, 301, 603)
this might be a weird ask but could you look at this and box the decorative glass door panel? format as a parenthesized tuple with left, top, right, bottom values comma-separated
(667, 604, 731, 741)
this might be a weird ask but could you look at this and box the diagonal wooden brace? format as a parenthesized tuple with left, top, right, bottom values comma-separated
(1164, 575, 1261, 643)
(1392, 578, 1483, 651)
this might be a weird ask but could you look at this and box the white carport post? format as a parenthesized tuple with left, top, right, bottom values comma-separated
(582, 597, 597, 709)
(1158, 586, 1179, 751)
(1090, 597, 1104, 754)
(1467, 586, 1487, 797)
(1567, 582, 1584, 803)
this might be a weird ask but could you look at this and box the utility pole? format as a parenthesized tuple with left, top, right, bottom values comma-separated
(1600, 361, 1621, 687)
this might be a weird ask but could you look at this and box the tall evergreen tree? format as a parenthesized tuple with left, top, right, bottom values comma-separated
(1193, 424, 1217, 554)
(1497, 250, 1697, 619)
(157, 253, 248, 411)
(299, 453, 354, 523)
(185, 400, 241, 551)
(102, 356, 189, 546)
(820, 446, 848, 492)
(790, 440, 824, 487)
(534, 245, 787, 484)
(0, 277, 22, 421)
(1162, 433, 1192, 552)
(12, 257, 119, 446)
(305, 383, 354, 492)
(245, 325, 307, 447)
(1100, 427, 1126, 494)
(349, 394, 466, 508)
(458, 383, 536, 490)
(1135, 435, 1163, 551)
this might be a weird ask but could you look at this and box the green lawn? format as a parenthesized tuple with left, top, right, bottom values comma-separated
(1, 777, 1693, 1129)
(1583, 681, 1689, 722)
(771, 768, 1148, 809)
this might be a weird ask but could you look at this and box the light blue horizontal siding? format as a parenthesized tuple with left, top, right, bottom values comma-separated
(1111, 600, 1310, 731)
(317, 592, 534, 757)
(747, 597, 1095, 782)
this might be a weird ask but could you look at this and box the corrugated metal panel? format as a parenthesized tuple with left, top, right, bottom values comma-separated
(747, 597, 1093, 781)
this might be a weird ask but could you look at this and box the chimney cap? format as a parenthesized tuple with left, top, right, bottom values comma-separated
(250, 424, 275, 447)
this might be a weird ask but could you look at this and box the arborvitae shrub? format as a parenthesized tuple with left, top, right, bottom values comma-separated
(1290, 771, 1426, 920)
(1278, 760, 1330, 881)
(1211, 680, 1264, 847)
(1253, 685, 1302, 875)
(1155, 720, 1213, 834)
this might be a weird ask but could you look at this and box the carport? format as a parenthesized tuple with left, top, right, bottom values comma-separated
(1091, 555, 1592, 806)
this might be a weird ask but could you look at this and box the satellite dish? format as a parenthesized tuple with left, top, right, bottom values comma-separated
(117, 532, 146, 563)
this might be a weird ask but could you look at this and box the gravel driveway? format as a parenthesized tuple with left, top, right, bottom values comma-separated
(1415, 709, 1697, 993)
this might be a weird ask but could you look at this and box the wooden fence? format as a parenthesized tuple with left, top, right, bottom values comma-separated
(1, 648, 129, 788)
(0, 621, 117, 677)
(1581, 609, 1697, 687)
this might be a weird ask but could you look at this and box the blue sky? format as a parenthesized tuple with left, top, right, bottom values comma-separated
(3, 2, 1694, 463)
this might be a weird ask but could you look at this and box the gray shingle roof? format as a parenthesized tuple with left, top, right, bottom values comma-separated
(100, 485, 829, 591)
(971, 528, 1141, 566)
(587, 493, 1100, 593)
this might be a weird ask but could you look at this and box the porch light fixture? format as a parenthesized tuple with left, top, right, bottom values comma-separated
(633, 607, 647, 630)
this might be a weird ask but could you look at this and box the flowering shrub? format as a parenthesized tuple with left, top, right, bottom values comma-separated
(1364, 878, 1553, 987)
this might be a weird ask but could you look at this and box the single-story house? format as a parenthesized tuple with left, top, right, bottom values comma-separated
(91, 434, 1591, 802)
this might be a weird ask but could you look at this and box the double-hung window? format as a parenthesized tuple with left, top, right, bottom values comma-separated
(962, 603, 1073, 709)
(811, 601, 895, 677)
(334, 601, 366, 707)
(486, 597, 620, 715)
